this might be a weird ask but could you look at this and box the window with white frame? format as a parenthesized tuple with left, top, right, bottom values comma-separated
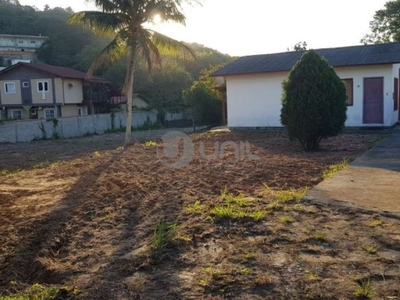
(77, 108, 83, 116)
(44, 109, 55, 119)
(11, 110, 22, 119)
(37, 81, 49, 93)
(4, 82, 16, 94)
(22, 81, 29, 88)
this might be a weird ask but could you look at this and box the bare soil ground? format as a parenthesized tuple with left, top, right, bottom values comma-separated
(1, 130, 399, 300)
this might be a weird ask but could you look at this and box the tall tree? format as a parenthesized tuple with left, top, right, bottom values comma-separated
(69, 0, 198, 144)
(362, 0, 400, 44)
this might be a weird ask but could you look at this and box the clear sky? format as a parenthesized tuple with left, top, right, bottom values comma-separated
(19, 0, 388, 57)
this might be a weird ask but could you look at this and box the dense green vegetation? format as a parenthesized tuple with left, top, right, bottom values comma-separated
(0, 0, 232, 123)
(281, 50, 347, 151)
(362, 0, 400, 44)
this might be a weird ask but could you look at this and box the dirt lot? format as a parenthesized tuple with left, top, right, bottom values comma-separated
(1, 130, 399, 300)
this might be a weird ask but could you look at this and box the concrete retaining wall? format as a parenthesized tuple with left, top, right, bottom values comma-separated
(0, 111, 157, 143)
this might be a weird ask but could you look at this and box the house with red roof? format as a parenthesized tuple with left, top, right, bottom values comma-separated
(0, 63, 122, 120)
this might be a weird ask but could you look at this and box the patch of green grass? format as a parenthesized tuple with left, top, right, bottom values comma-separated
(151, 221, 177, 250)
(204, 266, 221, 276)
(221, 187, 249, 206)
(363, 245, 379, 254)
(210, 206, 265, 221)
(322, 158, 349, 180)
(266, 202, 284, 211)
(353, 279, 373, 298)
(313, 232, 327, 241)
(1, 169, 10, 176)
(0, 169, 25, 177)
(199, 279, 210, 287)
(240, 268, 250, 276)
(368, 220, 382, 228)
(305, 269, 318, 280)
(263, 184, 309, 203)
(210, 206, 246, 219)
(116, 146, 124, 151)
(0, 283, 61, 300)
(185, 201, 206, 214)
(279, 215, 294, 224)
(224, 193, 248, 206)
(247, 210, 267, 221)
(243, 252, 256, 260)
(32, 161, 60, 169)
(144, 141, 157, 147)
(93, 151, 101, 158)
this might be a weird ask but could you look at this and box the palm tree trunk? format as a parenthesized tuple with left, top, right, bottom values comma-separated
(125, 52, 137, 145)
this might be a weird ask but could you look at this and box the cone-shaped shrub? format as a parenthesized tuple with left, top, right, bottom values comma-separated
(281, 50, 347, 151)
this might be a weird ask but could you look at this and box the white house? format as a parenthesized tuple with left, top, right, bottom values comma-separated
(212, 43, 400, 128)
(0, 34, 49, 64)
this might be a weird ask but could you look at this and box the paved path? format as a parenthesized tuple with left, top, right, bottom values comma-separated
(305, 126, 400, 214)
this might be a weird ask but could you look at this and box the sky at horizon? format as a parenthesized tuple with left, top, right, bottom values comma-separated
(18, 0, 389, 57)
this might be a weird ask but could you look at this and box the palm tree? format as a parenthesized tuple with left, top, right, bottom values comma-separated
(69, 0, 198, 144)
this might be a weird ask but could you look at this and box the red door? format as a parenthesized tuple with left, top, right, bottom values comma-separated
(364, 77, 384, 124)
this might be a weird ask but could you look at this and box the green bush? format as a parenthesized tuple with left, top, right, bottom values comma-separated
(281, 50, 347, 151)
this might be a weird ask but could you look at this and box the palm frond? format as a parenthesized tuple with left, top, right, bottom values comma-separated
(149, 30, 196, 61)
(68, 11, 127, 36)
(143, 1, 186, 25)
(86, 31, 128, 78)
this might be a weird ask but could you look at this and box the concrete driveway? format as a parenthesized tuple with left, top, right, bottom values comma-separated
(305, 126, 400, 214)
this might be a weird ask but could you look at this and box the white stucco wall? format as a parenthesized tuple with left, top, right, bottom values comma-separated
(226, 72, 287, 127)
(335, 65, 393, 127)
(226, 64, 398, 128)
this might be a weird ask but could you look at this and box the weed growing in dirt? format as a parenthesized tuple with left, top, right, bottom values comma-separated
(151, 221, 177, 249)
(0, 169, 24, 177)
(322, 158, 349, 179)
(247, 211, 266, 220)
(240, 268, 250, 276)
(210, 188, 266, 221)
(116, 146, 124, 151)
(0, 169, 9, 176)
(0, 283, 61, 300)
(353, 279, 373, 298)
(363, 245, 379, 254)
(263, 184, 309, 203)
(204, 266, 221, 276)
(368, 220, 382, 228)
(243, 252, 256, 261)
(32, 161, 59, 169)
(224, 194, 248, 206)
(305, 269, 318, 280)
(210, 206, 246, 219)
(144, 141, 157, 147)
(313, 232, 327, 241)
(199, 279, 210, 287)
(93, 151, 101, 158)
(221, 187, 249, 206)
(185, 201, 206, 214)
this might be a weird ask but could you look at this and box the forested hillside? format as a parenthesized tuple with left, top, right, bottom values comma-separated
(0, 0, 232, 120)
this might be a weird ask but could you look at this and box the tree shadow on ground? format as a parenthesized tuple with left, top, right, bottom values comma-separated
(0, 150, 120, 291)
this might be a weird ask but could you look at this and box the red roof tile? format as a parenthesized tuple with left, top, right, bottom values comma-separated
(0, 63, 109, 83)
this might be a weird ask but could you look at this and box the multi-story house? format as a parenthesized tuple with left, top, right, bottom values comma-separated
(0, 34, 49, 64)
(0, 62, 121, 120)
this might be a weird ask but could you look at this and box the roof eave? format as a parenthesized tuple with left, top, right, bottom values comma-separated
(213, 61, 400, 77)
